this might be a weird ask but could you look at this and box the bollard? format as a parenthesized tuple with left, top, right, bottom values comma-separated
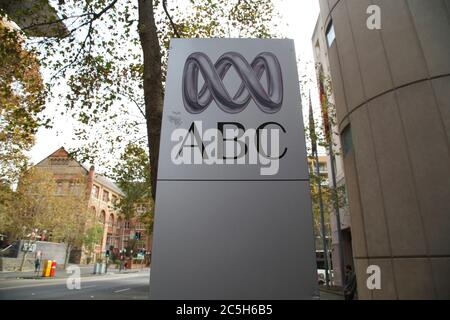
(42, 260, 52, 277)
(50, 260, 56, 277)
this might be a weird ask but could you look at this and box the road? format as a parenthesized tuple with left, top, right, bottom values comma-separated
(0, 270, 150, 300)
(0, 268, 343, 300)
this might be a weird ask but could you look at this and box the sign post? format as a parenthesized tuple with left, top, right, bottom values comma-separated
(150, 39, 318, 299)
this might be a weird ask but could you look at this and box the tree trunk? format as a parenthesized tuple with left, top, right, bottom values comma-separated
(64, 243, 72, 270)
(138, 0, 164, 200)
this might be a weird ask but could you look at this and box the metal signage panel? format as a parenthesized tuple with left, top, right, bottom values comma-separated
(150, 39, 317, 299)
(157, 39, 309, 180)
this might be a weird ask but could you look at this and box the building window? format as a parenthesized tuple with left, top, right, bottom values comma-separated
(92, 185, 100, 198)
(112, 195, 118, 205)
(56, 182, 63, 195)
(342, 125, 353, 157)
(124, 220, 130, 229)
(69, 181, 82, 194)
(326, 20, 336, 47)
(136, 203, 147, 216)
(103, 190, 110, 203)
(108, 214, 114, 227)
(319, 163, 327, 173)
(106, 234, 113, 248)
(135, 223, 143, 230)
(99, 211, 106, 225)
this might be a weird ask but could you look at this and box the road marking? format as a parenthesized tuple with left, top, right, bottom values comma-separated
(81, 285, 97, 290)
(114, 288, 130, 293)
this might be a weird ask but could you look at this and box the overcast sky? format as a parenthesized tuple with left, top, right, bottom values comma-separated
(27, 0, 321, 168)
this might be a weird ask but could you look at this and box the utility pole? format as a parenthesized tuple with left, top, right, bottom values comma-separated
(309, 92, 331, 287)
(314, 154, 331, 287)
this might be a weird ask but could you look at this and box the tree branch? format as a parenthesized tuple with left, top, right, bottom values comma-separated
(162, 0, 180, 38)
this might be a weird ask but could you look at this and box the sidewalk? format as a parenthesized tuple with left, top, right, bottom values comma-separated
(319, 285, 345, 300)
(0, 264, 149, 280)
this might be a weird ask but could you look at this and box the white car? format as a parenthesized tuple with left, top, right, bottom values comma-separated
(317, 269, 334, 285)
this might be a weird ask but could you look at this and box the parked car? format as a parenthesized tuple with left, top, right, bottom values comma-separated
(317, 269, 334, 285)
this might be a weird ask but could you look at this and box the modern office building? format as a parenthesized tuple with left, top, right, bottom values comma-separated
(315, 0, 450, 299)
(312, 18, 353, 287)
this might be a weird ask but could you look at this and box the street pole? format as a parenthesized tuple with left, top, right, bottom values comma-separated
(19, 228, 38, 272)
(121, 221, 125, 253)
(308, 91, 331, 287)
(314, 153, 331, 288)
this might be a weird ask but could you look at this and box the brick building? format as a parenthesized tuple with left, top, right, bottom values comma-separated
(34, 147, 152, 264)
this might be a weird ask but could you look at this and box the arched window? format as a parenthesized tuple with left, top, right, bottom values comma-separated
(108, 213, 114, 227)
(100, 210, 106, 225)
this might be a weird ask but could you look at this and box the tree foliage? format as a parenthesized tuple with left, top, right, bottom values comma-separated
(302, 62, 348, 240)
(83, 224, 104, 263)
(1, 0, 281, 199)
(0, 167, 89, 254)
(0, 22, 47, 184)
(112, 143, 153, 234)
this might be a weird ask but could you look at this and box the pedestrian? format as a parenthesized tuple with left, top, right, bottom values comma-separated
(34, 257, 41, 275)
(344, 265, 357, 300)
(119, 256, 124, 272)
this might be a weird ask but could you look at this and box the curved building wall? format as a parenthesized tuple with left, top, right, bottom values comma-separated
(319, 0, 450, 299)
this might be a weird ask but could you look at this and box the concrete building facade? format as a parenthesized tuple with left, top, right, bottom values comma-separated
(316, 0, 450, 299)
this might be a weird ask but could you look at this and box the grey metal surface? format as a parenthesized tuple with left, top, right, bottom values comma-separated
(150, 180, 317, 300)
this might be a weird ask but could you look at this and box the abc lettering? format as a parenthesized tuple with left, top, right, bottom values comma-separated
(171, 121, 287, 176)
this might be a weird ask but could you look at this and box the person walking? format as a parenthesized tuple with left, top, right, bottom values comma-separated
(119, 255, 124, 272)
(34, 257, 41, 275)
(344, 265, 357, 300)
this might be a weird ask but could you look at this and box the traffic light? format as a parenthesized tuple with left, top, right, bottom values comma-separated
(105, 250, 110, 257)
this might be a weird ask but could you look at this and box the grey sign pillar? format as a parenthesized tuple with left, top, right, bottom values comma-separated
(150, 39, 318, 299)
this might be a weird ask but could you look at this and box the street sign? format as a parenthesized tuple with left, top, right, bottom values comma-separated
(22, 242, 36, 252)
(150, 39, 317, 299)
